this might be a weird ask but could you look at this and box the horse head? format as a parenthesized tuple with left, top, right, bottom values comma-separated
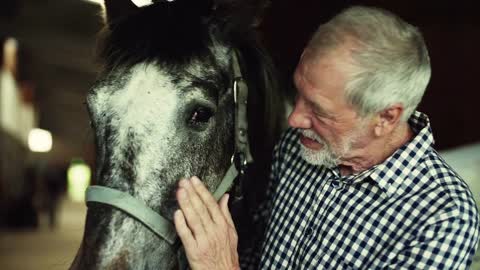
(71, 0, 285, 269)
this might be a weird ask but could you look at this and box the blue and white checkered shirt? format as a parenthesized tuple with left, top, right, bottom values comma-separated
(241, 111, 479, 269)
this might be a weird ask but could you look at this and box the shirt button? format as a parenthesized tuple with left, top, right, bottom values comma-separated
(331, 180, 340, 188)
(305, 227, 313, 236)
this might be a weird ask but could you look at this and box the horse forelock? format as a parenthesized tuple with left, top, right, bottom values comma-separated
(96, 0, 269, 73)
(89, 64, 179, 188)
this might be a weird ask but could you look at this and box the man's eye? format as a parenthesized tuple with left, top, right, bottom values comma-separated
(189, 107, 213, 125)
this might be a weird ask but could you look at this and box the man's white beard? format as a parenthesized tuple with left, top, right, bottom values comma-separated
(299, 129, 354, 167)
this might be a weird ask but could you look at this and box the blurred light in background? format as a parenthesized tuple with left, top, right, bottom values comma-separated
(131, 0, 154, 7)
(3, 38, 18, 72)
(67, 159, 91, 202)
(82, 0, 160, 7)
(82, 0, 103, 5)
(28, 128, 52, 152)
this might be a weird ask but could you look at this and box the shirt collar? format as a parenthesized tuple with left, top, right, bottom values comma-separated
(367, 111, 435, 197)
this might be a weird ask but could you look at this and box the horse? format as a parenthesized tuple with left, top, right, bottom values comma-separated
(70, 0, 285, 269)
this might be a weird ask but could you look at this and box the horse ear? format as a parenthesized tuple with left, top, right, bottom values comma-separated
(103, 0, 140, 26)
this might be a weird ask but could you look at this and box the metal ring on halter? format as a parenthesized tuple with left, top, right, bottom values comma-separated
(233, 80, 238, 104)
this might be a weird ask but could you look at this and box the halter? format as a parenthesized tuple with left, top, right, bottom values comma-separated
(85, 49, 253, 247)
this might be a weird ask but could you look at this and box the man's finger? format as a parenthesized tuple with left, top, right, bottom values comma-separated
(173, 210, 196, 248)
(219, 194, 235, 227)
(177, 187, 206, 240)
(179, 178, 213, 229)
(190, 176, 224, 223)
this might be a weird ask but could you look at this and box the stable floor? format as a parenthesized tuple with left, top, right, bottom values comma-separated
(0, 198, 86, 270)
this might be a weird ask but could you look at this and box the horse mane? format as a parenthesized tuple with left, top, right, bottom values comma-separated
(96, 0, 286, 250)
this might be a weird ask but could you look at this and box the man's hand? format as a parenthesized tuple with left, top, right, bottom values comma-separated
(174, 176, 240, 270)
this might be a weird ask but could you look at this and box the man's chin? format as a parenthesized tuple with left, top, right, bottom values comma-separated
(300, 144, 338, 167)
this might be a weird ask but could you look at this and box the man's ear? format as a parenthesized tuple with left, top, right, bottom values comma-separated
(373, 104, 404, 137)
(103, 0, 140, 27)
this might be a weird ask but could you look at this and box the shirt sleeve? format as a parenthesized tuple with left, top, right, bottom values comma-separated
(388, 199, 479, 269)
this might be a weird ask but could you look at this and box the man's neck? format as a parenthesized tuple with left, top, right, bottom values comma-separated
(339, 122, 413, 176)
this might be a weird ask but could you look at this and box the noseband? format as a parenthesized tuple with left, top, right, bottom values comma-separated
(85, 50, 253, 247)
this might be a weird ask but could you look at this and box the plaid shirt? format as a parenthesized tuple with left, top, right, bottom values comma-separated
(241, 111, 479, 269)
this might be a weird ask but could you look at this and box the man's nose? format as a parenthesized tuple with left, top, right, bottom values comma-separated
(288, 100, 312, 129)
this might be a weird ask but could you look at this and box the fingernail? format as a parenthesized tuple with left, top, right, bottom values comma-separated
(225, 193, 230, 203)
(179, 179, 190, 188)
(191, 176, 201, 185)
(178, 179, 185, 186)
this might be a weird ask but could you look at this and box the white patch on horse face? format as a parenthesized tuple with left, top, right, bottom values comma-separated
(113, 64, 177, 186)
(90, 63, 179, 265)
(91, 63, 179, 196)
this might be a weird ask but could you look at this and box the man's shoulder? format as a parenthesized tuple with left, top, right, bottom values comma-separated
(415, 149, 478, 217)
(421, 149, 470, 192)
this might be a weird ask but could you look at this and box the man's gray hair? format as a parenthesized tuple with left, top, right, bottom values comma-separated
(307, 6, 431, 121)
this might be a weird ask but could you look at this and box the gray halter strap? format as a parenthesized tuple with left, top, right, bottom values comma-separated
(86, 163, 238, 245)
(85, 49, 252, 246)
(86, 185, 178, 245)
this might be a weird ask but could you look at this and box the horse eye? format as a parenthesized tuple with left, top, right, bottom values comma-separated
(189, 107, 213, 125)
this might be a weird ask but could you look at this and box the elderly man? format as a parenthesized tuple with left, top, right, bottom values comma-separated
(174, 6, 479, 270)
